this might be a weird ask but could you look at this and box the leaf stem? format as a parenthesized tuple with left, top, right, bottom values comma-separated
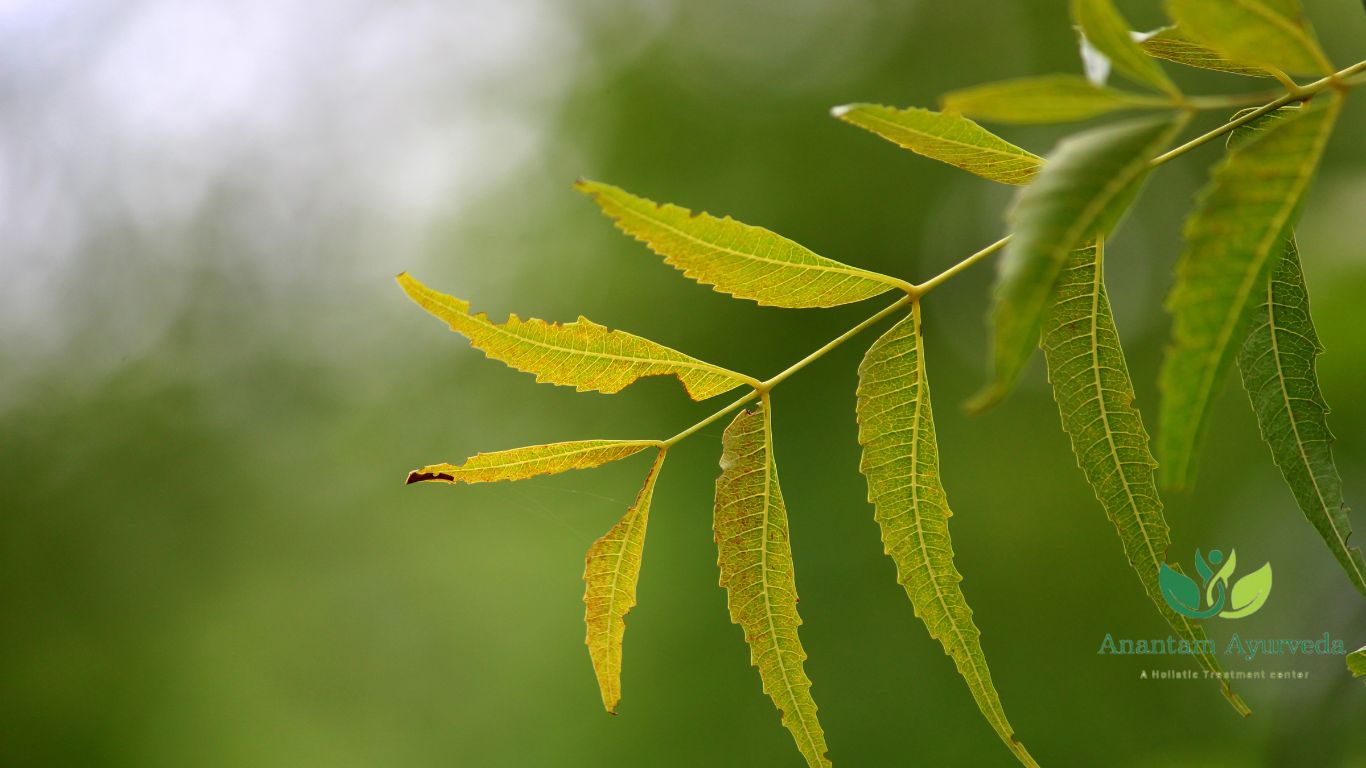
(913, 235, 1011, 295)
(1149, 58, 1365, 168)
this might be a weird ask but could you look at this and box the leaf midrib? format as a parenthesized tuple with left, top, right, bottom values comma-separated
(1263, 272, 1366, 585)
(757, 403, 823, 763)
(612, 203, 902, 291)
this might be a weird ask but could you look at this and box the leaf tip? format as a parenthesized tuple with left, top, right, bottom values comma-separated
(406, 469, 454, 485)
(829, 103, 858, 119)
(964, 383, 1006, 415)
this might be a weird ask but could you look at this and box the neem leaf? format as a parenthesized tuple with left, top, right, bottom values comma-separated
(940, 75, 1174, 125)
(1165, 0, 1331, 76)
(406, 439, 659, 485)
(1236, 240, 1366, 597)
(1350, 646, 1366, 684)
(1139, 26, 1273, 77)
(715, 400, 830, 768)
(577, 180, 909, 308)
(1041, 243, 1248, 713)
(856, 305, 1038, 768)
(1158, 100, 1340, 489)
(1072, 0, 1180, 94)
(831, 104, 1043, 185)
(583, 448, 666, 713)
(397, 273, 754, 400)
(974, 114, 1186, 410)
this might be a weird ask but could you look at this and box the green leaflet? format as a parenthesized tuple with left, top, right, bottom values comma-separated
(406, 439, 659, 485)
(1041, 243, 1248, 714)
(856, 305, 1039, 767)
(577, 180, 909, 308)
(1158, 99, 1340, 489)
(831, 104, 1043, 185)
(1165, 0, 1331, 76)
(397, 272, 754, 400)
(940, 75, 1174, 124)
(1350, 646, 1366, 684)
(1138, 26, 1272, 77)
(1236, 241, 1366, 597)
(974, 114, 1185, 410)
(583, 448, 666, 713)
(715, 400, 830, 768)
(1071, 0, 1179, 94)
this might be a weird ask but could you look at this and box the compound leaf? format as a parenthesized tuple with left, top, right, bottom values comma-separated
(715, 400, 830, 768)
(397, 272, 753, 400)
(1165, 0, 1331, 76)
(1236, 240, 1366, 597)
(583, 448, 666, 713)
(406, 439, 659, 485)
(940, 75, 1174, 125)
(974, 114, 1185, 410)
(1042, 243, 1248, 713)
(577, 180, 908, 308)
(856, 305, 1038, 767)
(1159, 100, 1340, 489)
(1138, 26, 1273, 77)
(1072, 0, 1180, 95)
(1350, 646, 1366, 684)
(831, 104, 1043, 185)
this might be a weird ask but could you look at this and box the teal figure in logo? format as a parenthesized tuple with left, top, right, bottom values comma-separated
(1160, 549, 1273, 619)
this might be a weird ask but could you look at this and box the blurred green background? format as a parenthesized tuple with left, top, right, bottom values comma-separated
(3, 1, 1365, 765)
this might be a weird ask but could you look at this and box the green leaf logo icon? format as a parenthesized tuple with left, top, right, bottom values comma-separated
(1220, 562, 1273, 619)
(1160, 548, 1271, 619)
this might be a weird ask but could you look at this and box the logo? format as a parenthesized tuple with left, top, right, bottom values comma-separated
(1159, 549, 1272, 619)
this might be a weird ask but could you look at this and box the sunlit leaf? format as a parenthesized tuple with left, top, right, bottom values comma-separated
(1072, 0, 1179, 94)
(973, 114, 1185, 410)
(1158, 100, 1340, 489)
(1138, 26, 1273, 77)
(1350, 646, 1366, 684)
(1221, 562, 1273, 618)
(406, 439, 659, 485)
(1165, 0, 1331, 76)
(583, 448, 666, 713)
(1236, 240, 1366, 597)
(940, 75, 1174, 124)
(715, 400, 830, 768)
(831, 104, 1043, 185)
(577, 180, 909, 308)
(855, 305, 1038, 767)
(1042, 243, 1248, 713)
(397, 272, 753, 400)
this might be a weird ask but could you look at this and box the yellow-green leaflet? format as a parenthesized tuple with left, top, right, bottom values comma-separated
(397, 273, 754, 400)
(1071, 0, 1179, 95)
(1236, 241, 1366, 597)
(830, 104, 1043, 185)
(855, 305, 1039, 767)
(577, 180, 908, 308)
(406, 439, 659, 485)
(1158, 100, 1340, 490)
(1040, 243, 1249, 714)
(1138, 26, 1272, 77)
(715, 400, 830, 768)
(583, 448, 666, 713)
(1350, 646, 1366, 684)
(940, 75, 1174, 124)
(1164, 0, 1331, 76)
(974, 114, 1185, 411)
